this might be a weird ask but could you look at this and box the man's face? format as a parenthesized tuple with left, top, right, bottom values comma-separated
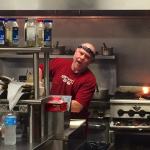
(72, 47, 93, 73)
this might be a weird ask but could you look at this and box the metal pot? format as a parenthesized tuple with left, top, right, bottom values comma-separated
(100, 42, 113, 56)
(52, 45, 65, 55)
(93, 88, 109, 100)
(52, 41, 65, 55)
(101, 47, 113, 56)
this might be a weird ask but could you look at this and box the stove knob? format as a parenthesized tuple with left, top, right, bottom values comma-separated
(128, 109, 135, 117)
(118, 109, 124, 116)
(139, 110, 146, 117)
(97, 111, 104, 117)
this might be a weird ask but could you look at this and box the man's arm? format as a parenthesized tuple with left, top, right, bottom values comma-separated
(39, 68, 43, 82)
(71, 100, 83, 113)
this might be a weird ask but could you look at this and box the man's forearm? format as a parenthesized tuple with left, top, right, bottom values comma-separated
(39, 68, 43, 82)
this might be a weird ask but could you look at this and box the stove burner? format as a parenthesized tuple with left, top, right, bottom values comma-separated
(114, 91, 138, 99)
(114, 91, 150, 100)
(141, 94, 150, 100)
(112, 118, 150, 126)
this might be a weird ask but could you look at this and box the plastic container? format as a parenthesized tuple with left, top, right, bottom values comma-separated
(44, 19, 53, 47)
(26, 18, 36, 47)
(0, 18, 5, 47)
(5, 18, 19, 47)
(45, 96, 67, 112)
(5, 18, 12, 47)
(36, 18, 44, 47)
(4, 113, 16, 145)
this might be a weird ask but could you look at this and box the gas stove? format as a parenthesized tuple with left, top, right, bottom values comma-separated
(110, 99, 150, 119)
(110, 86, 150, 130)
(110, 99, 150, 130)
(109, 86, 150, 149)
(109, 99, 150, 150)
(112, 85, 150, 99)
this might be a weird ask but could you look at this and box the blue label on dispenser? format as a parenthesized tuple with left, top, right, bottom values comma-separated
(12, 27, 19, 45)
(0, 26, 5, 44)
(44, 29, 52, 46)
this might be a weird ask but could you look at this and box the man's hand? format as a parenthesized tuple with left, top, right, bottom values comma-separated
(71, 100, 83, 113)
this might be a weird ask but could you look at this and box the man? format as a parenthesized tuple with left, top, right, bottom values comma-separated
(39, 42, 96, 118)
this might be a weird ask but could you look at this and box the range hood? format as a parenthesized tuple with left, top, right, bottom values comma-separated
(1, 0, 150, 16)
(1, 0, 150, 10)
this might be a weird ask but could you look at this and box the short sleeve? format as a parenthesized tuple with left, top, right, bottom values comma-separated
(75, 76, 96, 107)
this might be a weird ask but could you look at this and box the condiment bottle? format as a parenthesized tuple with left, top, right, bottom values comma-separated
(5, 18, 19, 47)
(44, 19, 53, 47)
(0, 18, 5, 47)
(36, 18, 44, 47)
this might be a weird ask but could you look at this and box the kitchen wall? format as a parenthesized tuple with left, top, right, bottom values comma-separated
(50, 17, 150, 86)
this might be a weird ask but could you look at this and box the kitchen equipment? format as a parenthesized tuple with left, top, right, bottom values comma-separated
(45, 96, 68, 112)
(93, 84, 109, 100)
(45, 95, 71, 138)
(93, 88, 109, 100)
(52, 41, 65, 55)
(100, 42, 113, 56)
(110, 86, 150, 129)
(87, 99, 110, 143)
(109, 86, 150, 149)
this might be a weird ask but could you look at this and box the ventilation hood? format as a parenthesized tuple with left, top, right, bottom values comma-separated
(1, 0, 150, 17)
(0, 0, 150, 10)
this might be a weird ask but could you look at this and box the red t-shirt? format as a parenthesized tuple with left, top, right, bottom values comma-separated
(39, 58, 96, 118)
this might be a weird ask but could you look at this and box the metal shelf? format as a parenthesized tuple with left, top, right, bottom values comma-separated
(0, 53, 116, 60)
(0, 47, 50, 144)
(96, 55, 116, 60)
(0, 47, 52, 53)
(0, 96, 49, 105)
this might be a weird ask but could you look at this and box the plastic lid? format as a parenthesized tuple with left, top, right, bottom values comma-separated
(24, 18, 28, 22)
(36, 18, 43, 22)
(0, 18, 5, 21)
(4, 114, 16, 126)
(44, 19, 53, 23)
(7, 18, 17, 21)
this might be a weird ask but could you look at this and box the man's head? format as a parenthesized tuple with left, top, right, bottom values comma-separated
(71, 43, 96, 74)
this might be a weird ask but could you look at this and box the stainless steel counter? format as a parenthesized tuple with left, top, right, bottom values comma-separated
(0, 136, 52, 150)
(0, 119, 86, 150)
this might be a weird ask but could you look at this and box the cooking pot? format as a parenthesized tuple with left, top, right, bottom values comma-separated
(101, 47, 113, 56)
(51, 41, 65, 55)
(93, 88, 109, 100)
(100, 42, 113, 56)
(52, 45, 65, 55)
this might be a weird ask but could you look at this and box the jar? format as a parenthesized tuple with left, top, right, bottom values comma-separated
(5, 18, 19, 47)
(26, 18, 36, 47)
(36, 18, 44, 47)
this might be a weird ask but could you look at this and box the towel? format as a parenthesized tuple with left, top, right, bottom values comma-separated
(7, 81, 26, 111)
